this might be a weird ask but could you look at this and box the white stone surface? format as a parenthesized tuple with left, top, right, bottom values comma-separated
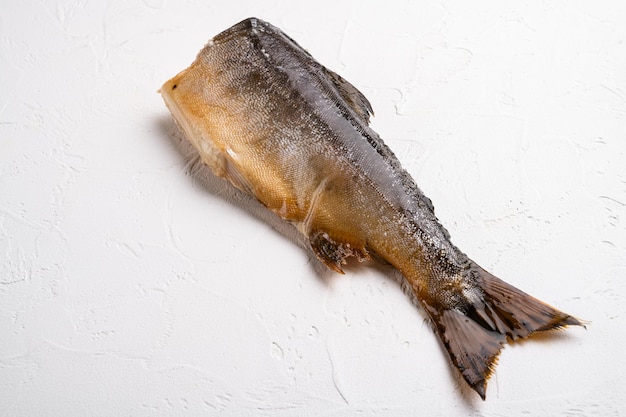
(1, 1, 624, 415)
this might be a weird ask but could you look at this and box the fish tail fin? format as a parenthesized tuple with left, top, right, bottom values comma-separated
(422, 263, 584, 400)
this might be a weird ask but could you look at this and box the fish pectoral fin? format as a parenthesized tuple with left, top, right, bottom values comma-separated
(324, 68, 374, 124)
(222, 154, 256, 196)
(309, 230, 370, 274)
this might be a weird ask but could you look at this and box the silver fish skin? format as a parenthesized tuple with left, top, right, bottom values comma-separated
(160, 17, 583, 400)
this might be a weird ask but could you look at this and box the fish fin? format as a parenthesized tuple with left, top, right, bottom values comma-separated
(324, 68, 374, 124)
(309, 230, 370, 274)
(470, 265, 585, 339)
(431, 308, 506, 400)
(423, 263, 584, 400)
(220, 154, 257, 196)
(224, 18, 374, 124)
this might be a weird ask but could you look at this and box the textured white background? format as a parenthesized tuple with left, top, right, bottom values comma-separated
(1, 0, 625, 415)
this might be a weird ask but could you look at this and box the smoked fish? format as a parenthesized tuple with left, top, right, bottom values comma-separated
(160, 18, 583, 399)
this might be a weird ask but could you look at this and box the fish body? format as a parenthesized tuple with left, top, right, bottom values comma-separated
(160, 18, 582, 399)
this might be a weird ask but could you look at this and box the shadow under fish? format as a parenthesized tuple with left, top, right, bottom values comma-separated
(159, 17, 584, 400)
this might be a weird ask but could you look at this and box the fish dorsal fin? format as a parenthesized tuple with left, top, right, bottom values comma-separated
(226, 18, 374, 124)
(323, 68, 374, 124)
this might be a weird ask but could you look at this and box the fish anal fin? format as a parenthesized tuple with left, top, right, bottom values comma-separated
(309, 230, 370, 274)
(434, 308, 506, 400)
(324, 69, 374, 124)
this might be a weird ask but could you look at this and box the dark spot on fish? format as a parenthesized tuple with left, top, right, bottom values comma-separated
(248, 71, 262, 85)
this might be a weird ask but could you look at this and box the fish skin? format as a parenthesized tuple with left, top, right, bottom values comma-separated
(160, 17, 584, 400)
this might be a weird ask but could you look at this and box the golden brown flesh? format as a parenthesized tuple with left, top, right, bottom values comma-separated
(160, 17, 584, 400)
